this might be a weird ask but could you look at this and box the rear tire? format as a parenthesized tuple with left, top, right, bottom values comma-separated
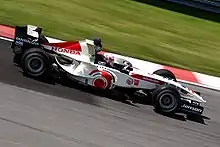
(153, 69, 177, 81)
(152, 85, 180, 115)
(21, 48, 50, 78)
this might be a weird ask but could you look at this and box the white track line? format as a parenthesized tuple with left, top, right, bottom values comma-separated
(0, 36, 13, 42)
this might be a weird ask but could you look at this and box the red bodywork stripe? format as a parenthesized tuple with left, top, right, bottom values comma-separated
(131, 74, 164, 84)
(46, 41, 82, 51)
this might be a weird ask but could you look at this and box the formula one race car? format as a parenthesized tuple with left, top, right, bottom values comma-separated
(11, 25, 206, 116)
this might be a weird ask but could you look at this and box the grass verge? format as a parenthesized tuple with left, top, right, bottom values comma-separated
(0, 0, 220, 76)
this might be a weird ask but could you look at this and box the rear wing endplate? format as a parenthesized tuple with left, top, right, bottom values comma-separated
(14, 25, 42, 39)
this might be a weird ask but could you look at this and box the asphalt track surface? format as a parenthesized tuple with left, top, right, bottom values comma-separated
(0, 39, 219, 147)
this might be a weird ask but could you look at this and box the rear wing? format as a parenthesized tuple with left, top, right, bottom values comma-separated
(11, 25, 43, 49)
(15, 25, 42, 38)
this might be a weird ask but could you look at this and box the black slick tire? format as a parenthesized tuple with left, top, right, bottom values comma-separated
(21, 48, 50, 78)
(152, 85, 180, 115)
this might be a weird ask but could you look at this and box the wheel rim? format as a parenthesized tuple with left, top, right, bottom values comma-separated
(27, 56, 44, 74)
(158, 93, 177, 110)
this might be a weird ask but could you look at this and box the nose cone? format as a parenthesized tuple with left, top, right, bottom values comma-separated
(194, 92, 206, 103)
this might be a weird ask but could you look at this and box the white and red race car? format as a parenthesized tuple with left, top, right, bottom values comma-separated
(11, 25, 206, 116)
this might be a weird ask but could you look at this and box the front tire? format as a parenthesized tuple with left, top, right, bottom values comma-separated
(152, 86, 180, 115)
(21, 48, 50, 78)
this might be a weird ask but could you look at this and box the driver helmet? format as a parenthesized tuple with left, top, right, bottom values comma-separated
(93, 37, 103, 52)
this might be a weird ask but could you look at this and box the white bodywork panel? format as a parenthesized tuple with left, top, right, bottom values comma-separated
(43, 39, 95, 63)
